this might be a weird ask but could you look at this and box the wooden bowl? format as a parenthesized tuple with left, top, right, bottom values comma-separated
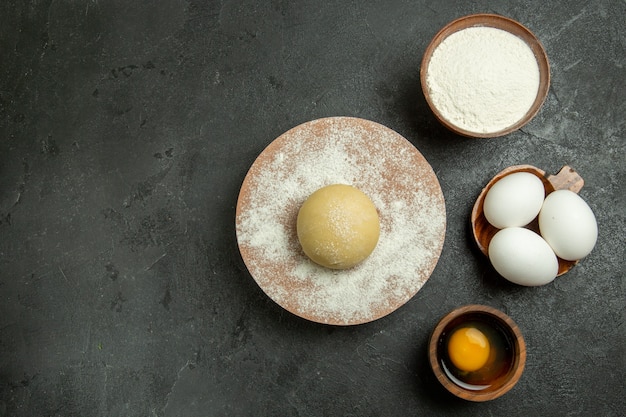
(429, 305, 526, 402)
(471, 165, 584, 276)
(420, 14, 550, 138)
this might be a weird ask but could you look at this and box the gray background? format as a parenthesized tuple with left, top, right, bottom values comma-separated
(1, 0, 624, 416)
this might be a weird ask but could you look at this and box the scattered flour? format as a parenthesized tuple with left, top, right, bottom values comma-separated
(235, 117, 446, 325)
(426, 26, 541, 134)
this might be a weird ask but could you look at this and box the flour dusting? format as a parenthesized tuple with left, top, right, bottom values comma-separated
(236, 117, 446, 324)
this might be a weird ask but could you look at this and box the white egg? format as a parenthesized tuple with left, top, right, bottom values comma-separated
(483, 172, 546, 229)
(488, 227, 559, 286)
(539, 190, 598, 261)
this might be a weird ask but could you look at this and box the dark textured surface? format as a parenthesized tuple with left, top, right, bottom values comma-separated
(1, 1, 624, 416)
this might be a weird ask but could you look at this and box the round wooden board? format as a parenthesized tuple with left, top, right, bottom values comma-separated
(235, 117, 446, 325)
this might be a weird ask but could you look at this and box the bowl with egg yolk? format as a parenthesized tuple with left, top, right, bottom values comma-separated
(428, 305, 526, 401)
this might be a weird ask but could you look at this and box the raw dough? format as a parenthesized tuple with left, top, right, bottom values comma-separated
(297, 184, 380, 269)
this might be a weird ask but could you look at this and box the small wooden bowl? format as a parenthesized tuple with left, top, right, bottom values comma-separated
(429, 305, 526, 402)
(471, 165, 584, 276)
(420, 14, 550, 138)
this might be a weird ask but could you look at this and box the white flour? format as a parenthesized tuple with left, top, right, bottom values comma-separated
(426, 26, 540, 134)
(236, 118, 446, 324)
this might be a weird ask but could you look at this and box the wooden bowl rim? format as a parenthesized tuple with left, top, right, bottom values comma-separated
(420, 13, 551, 138)
(428, 304, 526, 402)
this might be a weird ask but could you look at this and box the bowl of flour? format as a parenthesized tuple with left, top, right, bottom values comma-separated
(420, 14, 550, 138)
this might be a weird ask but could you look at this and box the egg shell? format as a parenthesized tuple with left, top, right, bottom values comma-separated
(483, 172, 546, 229)
(539, 190, 598, 261)
(488, 227, 558, 286)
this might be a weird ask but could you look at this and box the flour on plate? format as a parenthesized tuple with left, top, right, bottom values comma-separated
(236, 117, 446, 325)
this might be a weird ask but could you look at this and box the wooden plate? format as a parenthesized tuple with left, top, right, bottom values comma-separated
(471, 165, 584, 276)
(420, 14, 550, 138)
(235, 117, 446, 325)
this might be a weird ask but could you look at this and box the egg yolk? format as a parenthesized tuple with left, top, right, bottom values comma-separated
(447, 327, 491, 372)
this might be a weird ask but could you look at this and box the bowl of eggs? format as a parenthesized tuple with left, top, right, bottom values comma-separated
(471, 165, 598, 286)
(420, 14, 550, 138)
(429, 305, 526, 402)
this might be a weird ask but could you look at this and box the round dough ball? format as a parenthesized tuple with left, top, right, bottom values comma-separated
(297, 184, 380, 269)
